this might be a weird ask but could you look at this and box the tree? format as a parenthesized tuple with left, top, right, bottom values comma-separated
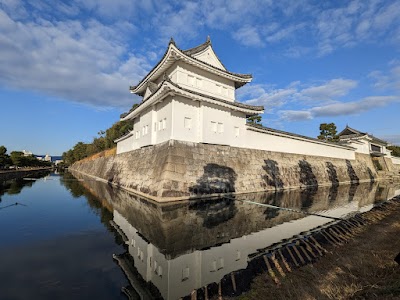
(388, 145, 400, 157)
(0, 146, 11, 168)
(318, 123, 339, 142)
(0, 146, 6, 156)
(247, 114, 262, 124)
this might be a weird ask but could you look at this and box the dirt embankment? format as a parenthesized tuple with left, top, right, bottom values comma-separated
(237, 199, 400, 300)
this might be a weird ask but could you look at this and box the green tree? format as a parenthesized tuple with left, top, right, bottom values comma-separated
(246, 114, 262, 124)
(0, 146, 6, 156)
(10, 151, 25, 167)
(318, 123, 339, 142)
(0, 146, 11, 168)
(388, 145, 400, 157)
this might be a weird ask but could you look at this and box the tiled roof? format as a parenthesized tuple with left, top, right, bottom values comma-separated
(247, 123, 354, 149)
(182, 38, 211, 56)
(167, 78, 263, 111)
(338, 126, 388, 145)
(121, 77, 263, 119)
(130, 38, 252, 94)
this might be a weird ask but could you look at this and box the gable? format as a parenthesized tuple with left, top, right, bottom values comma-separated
(338, 126, 365, 137)
(191, 46, 226, 70)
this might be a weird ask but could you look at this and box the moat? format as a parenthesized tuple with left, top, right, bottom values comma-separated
(0, 171, 399, 300)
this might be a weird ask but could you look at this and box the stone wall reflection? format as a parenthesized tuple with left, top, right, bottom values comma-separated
(68, 170, 400, 300)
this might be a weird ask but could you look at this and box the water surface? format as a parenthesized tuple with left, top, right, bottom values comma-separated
(0, 171, 399, 299)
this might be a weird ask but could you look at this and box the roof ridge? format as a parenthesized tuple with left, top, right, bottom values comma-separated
(247, 123, 354, 149)
(182, 39, 211, 56)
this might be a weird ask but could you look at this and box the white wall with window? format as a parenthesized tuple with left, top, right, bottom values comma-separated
(175, 61, 235, 102)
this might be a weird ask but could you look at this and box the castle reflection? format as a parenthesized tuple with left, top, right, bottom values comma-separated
(66, 171, 400, 300)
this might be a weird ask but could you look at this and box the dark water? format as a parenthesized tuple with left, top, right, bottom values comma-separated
(0, 171, 399, 300)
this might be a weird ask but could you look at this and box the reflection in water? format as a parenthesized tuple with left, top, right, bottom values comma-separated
(0, 171, 50, 202)
(68, 171, 400, 300)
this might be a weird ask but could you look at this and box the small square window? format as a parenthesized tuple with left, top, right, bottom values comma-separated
(218, 122, 224, 133)
(196, 78, 202, 88)
(182, 267, 190, 281)
(188, 75, 195, 86)
(162, 118, 166, 129)
(184, 117, 192, 129)
(211, 121, 217, 132)
(235, 126, 240, 137)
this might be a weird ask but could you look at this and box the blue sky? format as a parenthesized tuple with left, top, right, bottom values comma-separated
(0, 0, 399, 156)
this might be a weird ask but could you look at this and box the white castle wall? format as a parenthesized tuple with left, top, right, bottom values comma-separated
(117, 95, 354, 160)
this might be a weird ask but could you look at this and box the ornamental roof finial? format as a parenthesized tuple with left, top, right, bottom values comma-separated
(169, 37, 176, 46)
(206, 35, 211, 43)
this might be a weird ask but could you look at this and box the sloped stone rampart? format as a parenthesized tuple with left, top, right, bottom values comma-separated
(70, 140, 381, 202)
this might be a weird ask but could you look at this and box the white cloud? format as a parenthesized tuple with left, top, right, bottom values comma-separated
(238, 78, 358, 111)
(0, 7, 148, 108)
(279, 110, 312, 121)
(311, 96, 399, 117)
(279, 96, 400, 121)
(300, 79, 358, 101)
(237, 83, 296, 111)
(369, 61, 400, 91)
(233, 26, 263, 47)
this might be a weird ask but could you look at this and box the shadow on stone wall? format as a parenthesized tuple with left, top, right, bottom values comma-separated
(299, 160, 318, 187)
(189, 163, 237, 195)
(298, 160, 318, 209)
(346, 159, 359, 184)
(189, 198, 237, 228)
(262, 159, 284, 189)
(326, 162, 339, 186)
(367, 167, 375, 183)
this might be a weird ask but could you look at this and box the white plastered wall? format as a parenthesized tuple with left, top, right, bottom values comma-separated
(191, 46, 226, 70)
(117, 94, 355, 160)
(242, 128, 355, 160)
(391, 156, 400, 165)
(116, 135, 135, 154)
(174, 61, 235, 102)
(171, 96, 200, 143)
(347, 140, 370, 154)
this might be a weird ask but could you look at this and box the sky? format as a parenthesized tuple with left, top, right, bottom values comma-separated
(0, 0, 399, 156)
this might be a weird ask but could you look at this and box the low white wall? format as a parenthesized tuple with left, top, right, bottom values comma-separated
(391, 156, 400, 165)
(240, 127, 355, 160)
(116, 135, 134, 154)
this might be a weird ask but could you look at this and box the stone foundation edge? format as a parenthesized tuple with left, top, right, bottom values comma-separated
(70, 140, 390, 202)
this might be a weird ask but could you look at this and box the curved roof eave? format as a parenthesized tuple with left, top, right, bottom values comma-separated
(122, 80, 263, 121)
(130, 42, 252, 95)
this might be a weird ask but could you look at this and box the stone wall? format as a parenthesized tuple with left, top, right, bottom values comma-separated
(70, 140, 381, 201)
